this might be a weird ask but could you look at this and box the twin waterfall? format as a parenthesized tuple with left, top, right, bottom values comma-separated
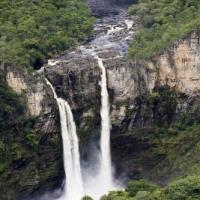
(97, 57, 113, 188)
(45, 55, 115, 200)
(45, 11, 135, 200)
(45, 79, 84, 200)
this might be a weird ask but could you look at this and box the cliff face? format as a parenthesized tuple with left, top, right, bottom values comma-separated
(4, 16, 199, 199)
(45, 55, 101, 155)
(109, 31, 200, 184)
(0, 66, 64, 200)
(45, 30, 200, 185)
(108, 31, 200, 126)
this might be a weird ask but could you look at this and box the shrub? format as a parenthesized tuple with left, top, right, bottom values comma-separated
(126, 180, 158, 197)
(81, 196, 94, 200)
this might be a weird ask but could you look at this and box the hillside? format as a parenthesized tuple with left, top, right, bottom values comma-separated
(128, 0, 200, 59)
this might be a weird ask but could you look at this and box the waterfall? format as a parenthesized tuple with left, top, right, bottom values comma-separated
(45, 78, 84, 200)
(82, 53, 117, 200)
(97, 57, 113, 187)
(43, 12, 133, 199)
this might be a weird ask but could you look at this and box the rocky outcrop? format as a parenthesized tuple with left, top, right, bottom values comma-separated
(0, 66, 64, 200)
(45, 55, 101, 151)
(5, 66, 54, 117)
(105, 31, 200, 126)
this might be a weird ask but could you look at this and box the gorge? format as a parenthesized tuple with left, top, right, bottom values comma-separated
(1, 0, 200, 200)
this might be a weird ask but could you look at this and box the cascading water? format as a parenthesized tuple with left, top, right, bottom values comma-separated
(45, 11, 135, 200)
(45, 79, 84, 200)
(97, 56, 113, 188)
(82, 54, 117, 199)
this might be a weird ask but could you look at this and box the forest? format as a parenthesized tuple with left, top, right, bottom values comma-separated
(0, 0, 94, 69)
(82, 176, 200, 200)
(128, 0, 200, 59)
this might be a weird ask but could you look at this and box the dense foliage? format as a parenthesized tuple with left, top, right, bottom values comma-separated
(128, 0, 200, 60)
(94, 176, 200, 200)
(0, 0, 94, 69)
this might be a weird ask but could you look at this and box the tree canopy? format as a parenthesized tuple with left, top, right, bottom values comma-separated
(128, 0, 200, 60)
(101, 176, 200, 200)
(0, 0, 94, 69)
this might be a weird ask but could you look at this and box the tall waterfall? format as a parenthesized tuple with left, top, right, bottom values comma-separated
(97, 57, 113, 187)
(45, 79, 84, 200)
(81, 52, 117, 200)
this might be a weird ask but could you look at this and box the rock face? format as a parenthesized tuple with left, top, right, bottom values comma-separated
(1, 66, 64, 200)
(109, 31, 200, 184)
(108, 31, 200, 126)
(45, 23, 200, 185)
(5, 66, 54, 117)
(45, 55, 101, 153)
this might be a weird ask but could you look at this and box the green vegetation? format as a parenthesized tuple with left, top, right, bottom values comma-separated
(81, 196, 94, 200)
(133, 86, 178, 126)
(0, 70, 63, 198)
(128, 0, 200, 60)
(0, 0, 94, 69)
(0, 70, 37, 173)
(101, 176, 200, 200)
(112, 86, 200, 186)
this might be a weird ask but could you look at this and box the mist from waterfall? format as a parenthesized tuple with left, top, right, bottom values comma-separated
(45, 79, 84, 200)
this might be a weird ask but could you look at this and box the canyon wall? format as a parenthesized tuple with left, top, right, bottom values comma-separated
(0, 66, 64, 200)
(45, 30, 200, 184)
(3, 23, 199, 200)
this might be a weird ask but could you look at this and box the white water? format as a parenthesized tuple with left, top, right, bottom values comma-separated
(97, 57, 113, 187)
(45, 79, 84, 200)
(125, 19, 134, 30)
(78, 46, 119, 199)
(43, 14, 134, 200)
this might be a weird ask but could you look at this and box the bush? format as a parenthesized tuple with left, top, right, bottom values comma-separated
(162, 176, 200, 200)
(99, 176, 200, 200)
(81, 196, 94, 200)
(126, 180, 158, 197)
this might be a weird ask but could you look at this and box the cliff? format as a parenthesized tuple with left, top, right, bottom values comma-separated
(0, 66, 64, 200)
(45, 30, 200, 185)
(109, 31, 200, 184)
(2, 9, 200, 200)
